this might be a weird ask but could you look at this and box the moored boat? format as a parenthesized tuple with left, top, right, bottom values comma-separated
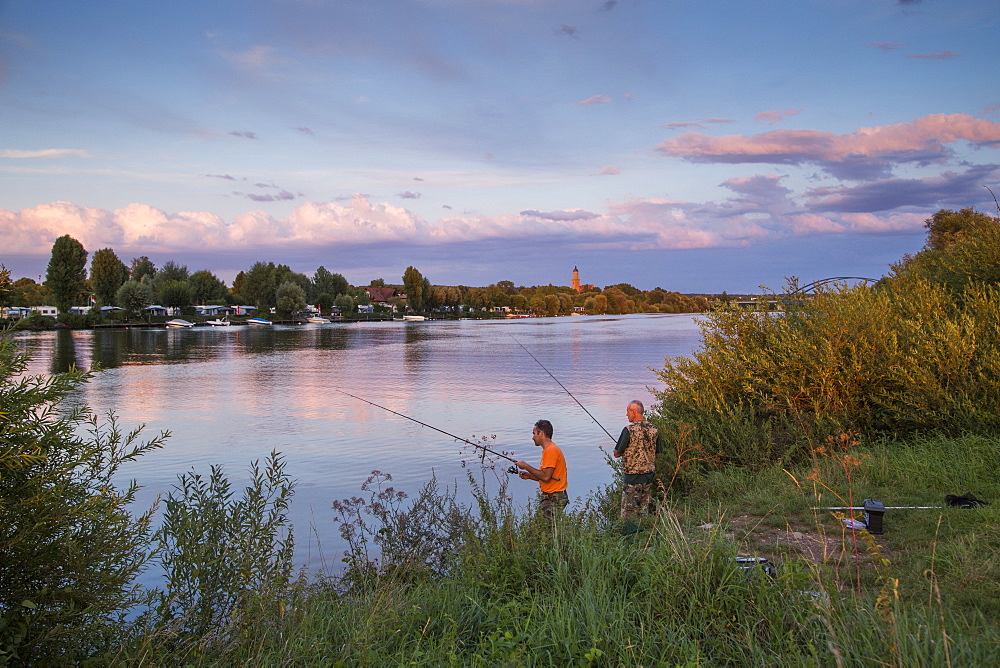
(246, 317, 272, 325)
(204, 318, 231, 326)
(165, 319, 194, 328)
(402, 315, 426, 321)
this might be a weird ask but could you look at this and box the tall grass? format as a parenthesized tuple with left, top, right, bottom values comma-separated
(118, 433, 999, 665)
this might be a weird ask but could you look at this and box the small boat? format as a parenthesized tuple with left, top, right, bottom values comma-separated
(402, 315, 426, 322)
(246, 317, 272, 325)
(165, 319, 194, 328)
(306, 316, 329, 324)
(204, 318, 231, 326)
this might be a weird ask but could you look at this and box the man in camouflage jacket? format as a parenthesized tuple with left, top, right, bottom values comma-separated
(613, 400, 662, 518)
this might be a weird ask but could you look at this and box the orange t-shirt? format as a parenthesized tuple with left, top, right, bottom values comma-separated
(538, 442, 568, 494)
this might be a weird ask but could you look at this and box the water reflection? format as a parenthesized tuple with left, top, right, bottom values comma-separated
(237, 325, 279, 355)
(93, 329, 128, 369)
(50, 329, 79, 374)
(404, 323, 429, 372)
(13, 314, 704, 577)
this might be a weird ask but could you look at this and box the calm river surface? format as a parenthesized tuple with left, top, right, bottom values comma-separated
(16, 313, 703, 575)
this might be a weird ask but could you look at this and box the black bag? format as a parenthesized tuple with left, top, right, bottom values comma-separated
(944, 493, 988, 508)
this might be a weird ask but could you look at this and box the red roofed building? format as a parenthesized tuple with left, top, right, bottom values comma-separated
(366, 286, 398, 305)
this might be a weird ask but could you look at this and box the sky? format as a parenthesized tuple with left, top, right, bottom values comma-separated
(1, 0, 999, 293)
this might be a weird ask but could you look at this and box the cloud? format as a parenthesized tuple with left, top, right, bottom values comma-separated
(654, 113, 1000, 180)
(398, 191, 421, 199)
(804, 164, 1000, 212)
(5, 157, 993, 263)
(242, 190, 296, 202)
(229, 130, 258, 139)
(296, 127, 315, 135)
(981, 102, 1000, 116)
(205, 173, 238, 181)
(557, 24, 578, 38)
(218, 45, 291, 75)
(600, 1, 618, 10)
(520, 209, 600, 222)
(865, 41, 903, 51)
(413, 176, 425, 181)
(598, 165, 620, 175)
(755, 108, 803, 125)
(662, 121, 706, 130)
(1, 148, 90, 159)
(703, 118, 737, 124)
(579, 94, 612, 106)
(226, 181, 299, 202)
(907, 50, 960, 59)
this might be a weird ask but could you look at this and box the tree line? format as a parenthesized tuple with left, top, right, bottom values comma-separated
(1, 235, 712, 320)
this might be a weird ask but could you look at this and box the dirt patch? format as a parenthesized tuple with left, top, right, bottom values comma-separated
(721, 514, 890, 565)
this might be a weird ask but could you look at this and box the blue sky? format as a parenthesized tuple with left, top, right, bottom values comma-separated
(2, 0, 999, 293)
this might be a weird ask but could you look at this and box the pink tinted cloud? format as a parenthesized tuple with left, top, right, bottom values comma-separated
(865, 41, 903, 50)
(1, 165, 970, 263)
(598, 165, 620, 175)
(578, 94, 612, 106)
(655, 113, 1000, 179)
(755, 108, 803, 125)
(907, 50, 960, 59)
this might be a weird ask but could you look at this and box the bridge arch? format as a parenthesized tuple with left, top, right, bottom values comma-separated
(788, 276, 879, 295)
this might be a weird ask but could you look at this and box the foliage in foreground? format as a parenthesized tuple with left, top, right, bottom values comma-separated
(128, 439, 999, 666)
(0, 337, 166, 664)
(143, 452, 297, 658)
(3, 327, 999, 665)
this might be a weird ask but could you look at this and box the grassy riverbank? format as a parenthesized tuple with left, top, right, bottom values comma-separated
(119, 430, 998, 665)
(6, 207, 1000, 664)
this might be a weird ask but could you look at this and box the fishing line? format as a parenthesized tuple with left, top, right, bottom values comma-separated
(335, 388, 518, 463)
(509, 335, 617, 443)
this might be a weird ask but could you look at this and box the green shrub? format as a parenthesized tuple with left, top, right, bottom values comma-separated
(0, 337, 165, 664)
(146, 451, 296, 657)
(652, 279, 1000, 468)
(11, 313, 54, 331)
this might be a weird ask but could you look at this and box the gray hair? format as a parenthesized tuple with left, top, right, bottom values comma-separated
(628, 400, 644, 415)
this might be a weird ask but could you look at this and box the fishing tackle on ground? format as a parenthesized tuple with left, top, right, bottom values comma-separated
(812, 494, 988, 535)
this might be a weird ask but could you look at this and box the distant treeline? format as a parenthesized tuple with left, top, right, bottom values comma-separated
(1, 241, 713, 318)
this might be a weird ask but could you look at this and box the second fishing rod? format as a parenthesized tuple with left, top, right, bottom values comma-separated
(336, 389, 560, 480)
(510, 335, 618, 444)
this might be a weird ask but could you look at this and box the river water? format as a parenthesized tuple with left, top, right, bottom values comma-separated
(15, 313, 703, 575)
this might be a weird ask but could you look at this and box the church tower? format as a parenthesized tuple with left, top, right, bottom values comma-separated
(572, 266, 581, 292)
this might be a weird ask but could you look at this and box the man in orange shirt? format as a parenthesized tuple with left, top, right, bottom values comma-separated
(516, 419, 569, 519)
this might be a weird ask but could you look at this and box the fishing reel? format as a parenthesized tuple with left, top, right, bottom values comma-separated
(506, 465, 520, 476)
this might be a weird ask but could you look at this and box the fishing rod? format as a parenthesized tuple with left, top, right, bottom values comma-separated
(338, 388, 569, 481)
(510, 335, 617, 443)
(336, 389, 518, 463)
(337, 389, 565, 481)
